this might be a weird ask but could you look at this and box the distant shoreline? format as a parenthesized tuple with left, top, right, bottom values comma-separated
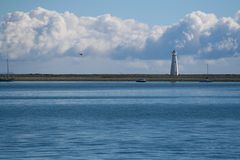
(1, 74, 240, 82)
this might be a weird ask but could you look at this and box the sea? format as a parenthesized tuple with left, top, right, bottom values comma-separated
(0, 81, 240, 160)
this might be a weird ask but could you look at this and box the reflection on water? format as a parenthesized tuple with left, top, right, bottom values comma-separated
(0, 82, 240, 159)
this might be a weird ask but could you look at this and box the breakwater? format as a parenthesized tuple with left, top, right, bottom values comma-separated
(1, 74, 240, 81)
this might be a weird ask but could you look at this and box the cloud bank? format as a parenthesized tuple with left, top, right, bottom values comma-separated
(0, 7, 239, 61)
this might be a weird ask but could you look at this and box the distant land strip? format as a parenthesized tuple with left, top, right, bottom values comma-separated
(1, 74, 240, 82)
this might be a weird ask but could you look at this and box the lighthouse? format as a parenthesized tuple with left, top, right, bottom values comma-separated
(170, 50, 179, 76)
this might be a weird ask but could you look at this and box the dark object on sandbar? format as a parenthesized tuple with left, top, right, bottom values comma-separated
(0, 75, 14, 82)
(199, 64, 213, 82)
(136, 78, 147, 82)
(0, 53, 14, 82)
(199, 77, 213, 82)
(0, 79, 14, 82)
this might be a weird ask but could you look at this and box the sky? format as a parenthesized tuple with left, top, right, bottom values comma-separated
(0, 0, 240, 74)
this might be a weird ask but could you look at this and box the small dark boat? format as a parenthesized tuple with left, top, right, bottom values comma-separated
(0, 53, 14, 82)
(136, 78, 146, 82)
(199, 78, 213, 83)
(199, 64, 213, 82)
(0, 79, 14, 82)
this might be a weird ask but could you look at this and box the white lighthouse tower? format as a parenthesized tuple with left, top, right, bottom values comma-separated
(170, 50, 179, 76)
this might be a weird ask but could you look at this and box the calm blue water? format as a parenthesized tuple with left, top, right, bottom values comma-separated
(0, 81, 240, 159)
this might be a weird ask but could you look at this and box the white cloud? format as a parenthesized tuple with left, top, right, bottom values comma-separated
(0, 7, 240, 62)
(0, 7, 152, 59)
(181, 11, 217, 32)
(236, 10, 240, 23)
(216, 37, 238, 51)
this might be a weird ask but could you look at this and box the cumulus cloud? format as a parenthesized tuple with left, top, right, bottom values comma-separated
(0, 7, 240, 60)
(0, 7, 151, 59)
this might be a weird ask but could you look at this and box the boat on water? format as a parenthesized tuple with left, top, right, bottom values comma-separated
(0, 53, 14, 82)
(136, 78, 147, 82)
(0, 78, 14, 82)
(199, 64, 212, 82)
(199, 78, 213, 83)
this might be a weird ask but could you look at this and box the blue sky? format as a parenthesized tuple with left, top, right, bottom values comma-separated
(0, 1, 240, 74)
